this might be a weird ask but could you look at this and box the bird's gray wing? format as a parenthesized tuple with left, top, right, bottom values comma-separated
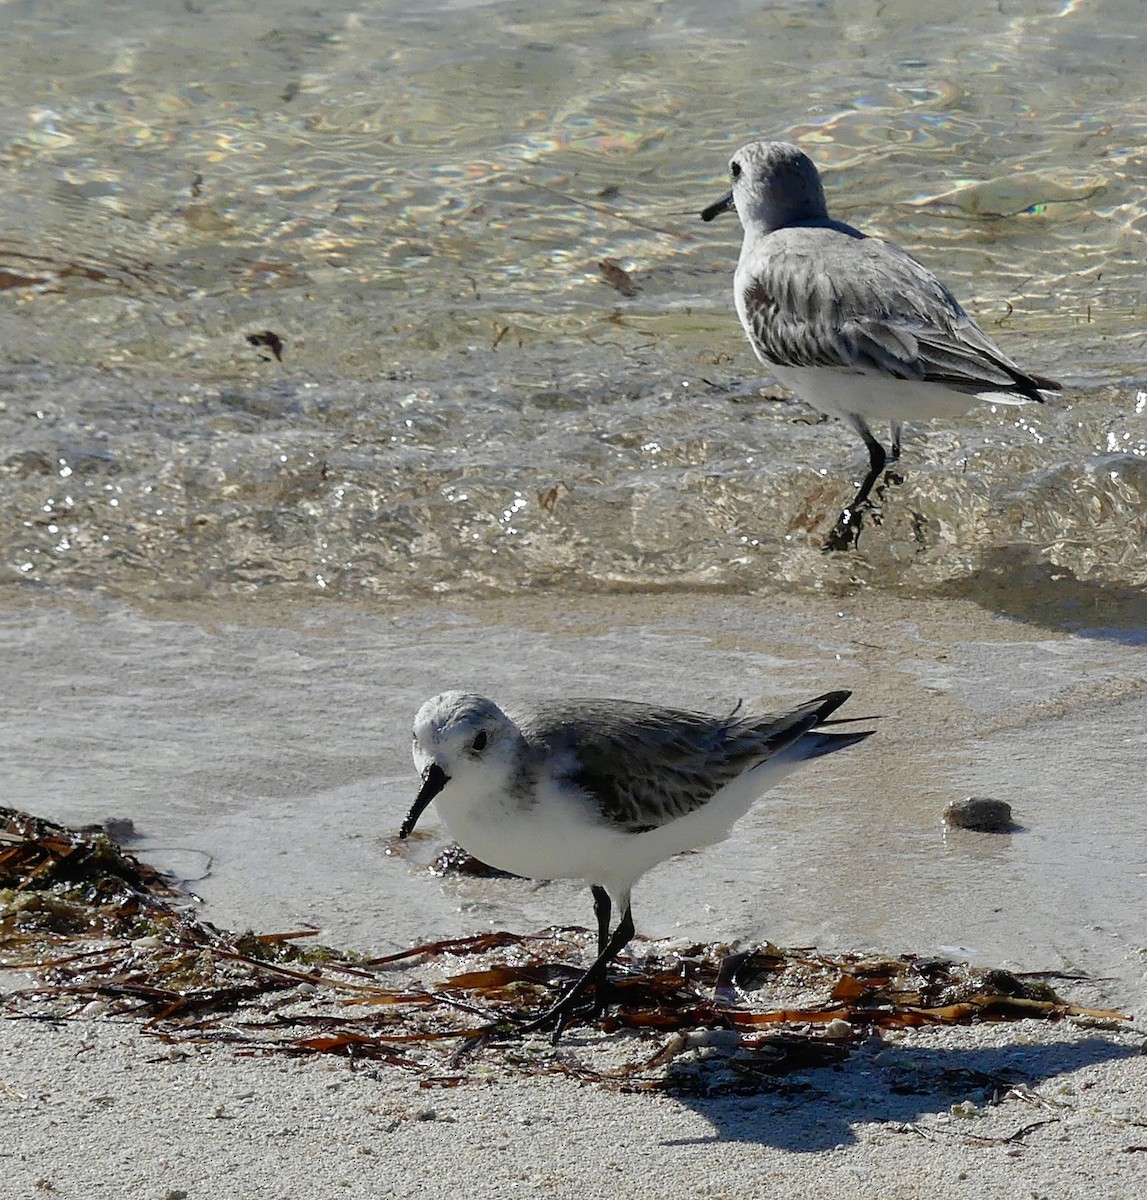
(517, 693, 849, 833)
(741, 229, 1058, 398)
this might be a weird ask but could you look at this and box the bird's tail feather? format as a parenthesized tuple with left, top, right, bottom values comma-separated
(796, 728, 875, 759)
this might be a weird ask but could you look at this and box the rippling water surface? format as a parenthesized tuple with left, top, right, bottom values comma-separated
(2, 0, 1145, 608)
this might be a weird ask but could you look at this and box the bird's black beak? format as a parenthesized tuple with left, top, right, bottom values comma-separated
(700, 190, 734, 222)
(399, 762, 450, 839)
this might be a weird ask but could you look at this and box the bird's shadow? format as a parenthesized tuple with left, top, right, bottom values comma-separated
(661, 1034, 1139, 1152)
(937, 545, 1147, 646)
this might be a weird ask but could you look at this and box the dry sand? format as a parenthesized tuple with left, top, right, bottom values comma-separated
(3, 1016, 1145, 1199)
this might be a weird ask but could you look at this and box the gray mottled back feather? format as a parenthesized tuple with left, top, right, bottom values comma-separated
(740, 228, 1058, 399)
(516, 691, 860, 833)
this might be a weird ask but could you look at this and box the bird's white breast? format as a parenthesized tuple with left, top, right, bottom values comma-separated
(768, 364, 990, 423)
(431, 750, 817, 907)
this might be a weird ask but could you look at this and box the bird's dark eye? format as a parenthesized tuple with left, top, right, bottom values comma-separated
(471, 731, 488, 753)
(730, 160, 742, 180)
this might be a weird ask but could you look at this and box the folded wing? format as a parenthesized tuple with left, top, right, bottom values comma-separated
(740, 229, 1059, 400)
(520, 691, 864, 833)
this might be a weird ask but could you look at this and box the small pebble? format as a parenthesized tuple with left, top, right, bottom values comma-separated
(874, 1048, 914, 1069)
(944, 796, 1016, 832)
(685, 1029, 741, 1050)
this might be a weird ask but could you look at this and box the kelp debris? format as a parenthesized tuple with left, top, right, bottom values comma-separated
(245, 329, 284, 361)
(599, 258, 639, 297)
(0, 807, 1131, 1095)
(382, 833, 511, 879)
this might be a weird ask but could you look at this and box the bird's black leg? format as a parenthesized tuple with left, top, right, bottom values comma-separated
(889, 421, 902, 464)
(851, 424, 888, 511)
(586, 885, 615, 1017)
(824, 422, 886, 552)
(519, 904, 635, 1044)
(592, 885, 611, 956)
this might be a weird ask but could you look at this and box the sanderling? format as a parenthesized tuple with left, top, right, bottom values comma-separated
(401, 688, 871, 1038)
(701, 140, 1060, 549)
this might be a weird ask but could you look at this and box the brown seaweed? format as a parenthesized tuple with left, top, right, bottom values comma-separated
(598, 258, 639, 297)
(0, 807, 1130, 1095)
(245, 329, 284, 361)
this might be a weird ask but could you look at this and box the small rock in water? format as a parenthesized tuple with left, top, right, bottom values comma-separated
(430, 843, 513, 878)
(79, 816, 138, 842)
(102, 816, 137, 842)
(944, 796, 1016, 832)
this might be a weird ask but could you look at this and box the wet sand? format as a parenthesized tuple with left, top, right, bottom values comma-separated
(2, 588, 1145, 1197)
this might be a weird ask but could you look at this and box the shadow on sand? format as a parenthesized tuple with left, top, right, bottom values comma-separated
(664, 1034, 1139, 1152)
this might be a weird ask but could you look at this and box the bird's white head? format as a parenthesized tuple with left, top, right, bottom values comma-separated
(401, 691, 524, 838)
(701, 140, 828, 235)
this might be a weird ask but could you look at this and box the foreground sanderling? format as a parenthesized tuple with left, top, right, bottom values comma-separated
(400, 688, 872, 1038)
(701, 139, 1060, 549)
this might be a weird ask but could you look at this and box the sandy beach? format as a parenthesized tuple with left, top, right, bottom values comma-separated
(4, 1016, 1145, 1199)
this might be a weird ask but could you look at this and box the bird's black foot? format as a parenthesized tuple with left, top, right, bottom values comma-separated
(822, 506, 865, 552)
(518, 1000, 590, 1043)
(520, 902, 634, 1043)
(821, 467, 905, 552)
(518, 981, 613, 1044)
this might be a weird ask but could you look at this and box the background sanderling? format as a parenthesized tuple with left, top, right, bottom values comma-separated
(702, 139, 1061, 550)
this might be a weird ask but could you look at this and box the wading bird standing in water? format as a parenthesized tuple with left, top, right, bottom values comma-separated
(701, 140, 1059, 550)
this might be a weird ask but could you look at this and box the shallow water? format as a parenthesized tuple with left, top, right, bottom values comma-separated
(2, 0, 1145, 605)
(2, 3, 1146, 1010)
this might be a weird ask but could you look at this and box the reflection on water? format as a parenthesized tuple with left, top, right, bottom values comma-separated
(1, 0, 1145, 610)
